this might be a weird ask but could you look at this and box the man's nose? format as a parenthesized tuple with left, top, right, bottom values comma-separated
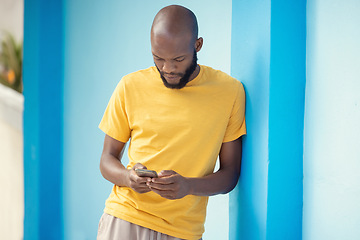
(162, 61, 176, 73)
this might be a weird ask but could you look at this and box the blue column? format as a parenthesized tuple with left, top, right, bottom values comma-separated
(23, 0, 64, 239)
(229, 1, 271, 239)
(266, 0, 306, 239)
(230, 0, 306, 239)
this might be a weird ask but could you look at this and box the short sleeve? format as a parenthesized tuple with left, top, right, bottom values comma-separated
(223, 82, 246, 142)
(98, 79, 131, 143)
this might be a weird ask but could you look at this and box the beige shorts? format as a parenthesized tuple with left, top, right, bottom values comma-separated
(97, 213, 201, 240)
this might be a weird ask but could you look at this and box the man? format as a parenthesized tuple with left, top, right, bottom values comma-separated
(97, 5, 246, 240)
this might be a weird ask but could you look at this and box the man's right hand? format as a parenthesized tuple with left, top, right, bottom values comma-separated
(128, 163, 152, 193)
(100, 135, 152, 194)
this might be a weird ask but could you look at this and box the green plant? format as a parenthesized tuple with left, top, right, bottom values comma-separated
(0, 31, 23, 93)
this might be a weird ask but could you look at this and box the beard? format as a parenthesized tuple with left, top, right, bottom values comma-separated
(156, 50, 198, 89)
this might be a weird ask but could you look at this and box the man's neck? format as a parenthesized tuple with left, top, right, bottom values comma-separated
(188, 64, 200, 82)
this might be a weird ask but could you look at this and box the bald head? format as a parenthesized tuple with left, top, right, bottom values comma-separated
(151, 5, 198, 44)
(150, 5, 203, 89)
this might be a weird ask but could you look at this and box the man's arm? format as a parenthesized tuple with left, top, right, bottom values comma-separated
(100, 134, 152, 193)
(147, 137, 242, 199)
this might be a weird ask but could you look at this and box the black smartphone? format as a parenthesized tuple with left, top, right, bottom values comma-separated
(135, 169, 158, 178)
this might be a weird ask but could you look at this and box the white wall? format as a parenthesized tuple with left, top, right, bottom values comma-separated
(0, 1, 23, 239)
(303, 0, 360, 239)
(0, 84, 24, 240)
(0, 0, 23, 41)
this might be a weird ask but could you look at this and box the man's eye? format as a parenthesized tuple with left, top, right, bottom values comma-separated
(175, 58, 184, 62)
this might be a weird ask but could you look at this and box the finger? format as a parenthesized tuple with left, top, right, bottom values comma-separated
(130, 179, 148, 187)
(133, 176, 150, 184)
(158, 170, 176, 178)
(135, 186, 151, 193)
(133, 184, 150, 190)
(135, 188, 151, 194)
(130, 170, 150, 183)
(148, 182, 175, 191)
(130, 181, 151, 192)
(150, 188, 175, 199)
(151, 175, 176, 184)
(132, 163, 147, 170)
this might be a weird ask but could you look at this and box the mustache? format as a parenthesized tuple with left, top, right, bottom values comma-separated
(160, 72, 183, 77)
(155, 49, 198, 89)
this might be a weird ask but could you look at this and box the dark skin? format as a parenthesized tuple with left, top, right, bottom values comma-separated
(100, 5, 243, 200)
(151, 5, 203, 87)
(100, 135, 242, 199)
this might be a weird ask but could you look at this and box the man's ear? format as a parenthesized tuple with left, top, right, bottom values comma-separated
(195, 37, 203, 52)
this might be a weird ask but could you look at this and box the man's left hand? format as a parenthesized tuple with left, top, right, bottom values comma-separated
(147, 170, 191, 200)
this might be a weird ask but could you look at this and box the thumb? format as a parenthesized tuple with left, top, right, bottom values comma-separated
(132, 163, 147, 170)
(158, 170, 177, 178)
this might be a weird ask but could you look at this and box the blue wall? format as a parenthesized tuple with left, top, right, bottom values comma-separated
(267, 1, 306, 239)
(23, 0, 307, 239)
(63, 1, 160, 238)
(62, 1, 232, 239)
(23, 0, 64, 239)
(229, 0, 270, 239)
(230, 0, 305, 239)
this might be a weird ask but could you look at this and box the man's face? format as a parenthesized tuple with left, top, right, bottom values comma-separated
(151, 33, 199, 89)
(155, 50, 197, 89)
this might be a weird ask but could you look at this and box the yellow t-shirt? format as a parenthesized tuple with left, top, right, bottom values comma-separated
(99, 65, 246, 239)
